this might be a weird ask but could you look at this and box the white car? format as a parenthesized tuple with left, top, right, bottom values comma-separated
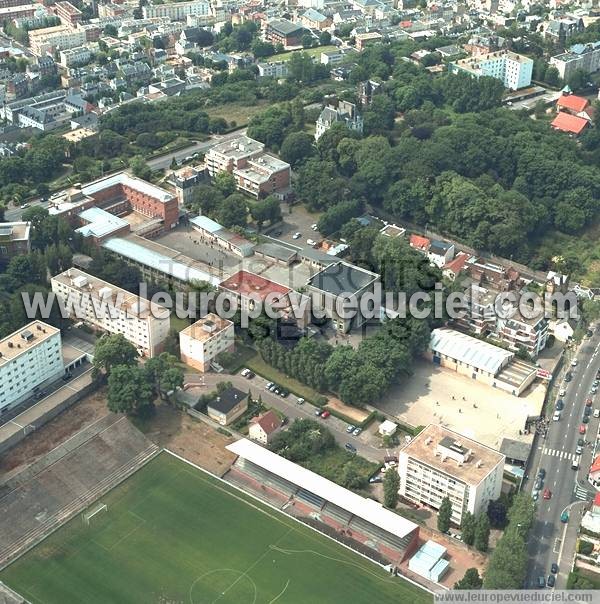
(572, 359, 578, 367)
(559, 389, 566, 397)
(553, 411, 561, 421)
(306, 239, 316, 246)
(240, 368, 249, 377)
(292, 232, 301, 239)
(594, 409, 600, 418)
(311, 223, 318, 231)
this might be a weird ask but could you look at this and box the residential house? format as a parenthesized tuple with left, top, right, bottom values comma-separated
(206, 386, 248, 425)
(556, 93, 592, 120)
(550, 41, 600, 81)
(249, 409, 282, 444)
(0, 222, 31, 263)
(315, 99, 363, 140)
(409, 233, 431, 252)
(427, 240, 455, 268)
(551, 111, 589, 136)
(300, 8, 331, 30)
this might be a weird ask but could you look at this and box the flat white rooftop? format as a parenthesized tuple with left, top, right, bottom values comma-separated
(227, 438, 418, 539)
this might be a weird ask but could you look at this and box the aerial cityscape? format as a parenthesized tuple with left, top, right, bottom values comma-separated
(0, 0, 600, 601)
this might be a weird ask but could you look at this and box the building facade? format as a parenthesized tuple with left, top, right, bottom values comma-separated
(450, 50, 533, 90)
(0, 321, 64, 415)
(28, 25, 86, 56)
(550, 42, 600, 80)
(142, 0, 210, 20)
(51, 268, 170, 357)
(179, 314, 234, 372)
(0, 221, 31, 263)
(398, 424, 505, 526)
(315, 100, 363, 140)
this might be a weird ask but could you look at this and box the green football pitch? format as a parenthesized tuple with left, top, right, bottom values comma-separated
(1, 453, 432, 604)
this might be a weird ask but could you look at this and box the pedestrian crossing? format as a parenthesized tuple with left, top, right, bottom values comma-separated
(574, 484, 591, 501)
(542, 447, 577, 461)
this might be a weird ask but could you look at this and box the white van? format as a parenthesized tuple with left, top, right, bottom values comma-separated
(572, 458, 580, 470)
(553, 411, 561, 421)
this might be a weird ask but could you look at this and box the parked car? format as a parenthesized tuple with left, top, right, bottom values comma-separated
(580, 424, 587, 434)
(556, 399, 564, 411)
(551, 563, 558, 575)
(572, 359, 578, 367)
(533, 491, 539, 501)
(578, 438, 585, 447)
(279, 390, 289, 398)
(306, 239, 316, 246)
(576, 445, 583, 455)
(559, 388, 566, 397)
(346, 425, 355, 433)
(265, 382, 274, 390)
(583, 415, 590, 424)
(586, 398, 593, 407)
(537, 576, 546, 589)
(240, 368, 249, 377)
(345, 443, 357, 453)
(20, 203, 29, 209)
(594, 409, 600, 418)
(321, 410, 330, 419)
(534, 477, 543, 490)
(292, 232, 301, 239)
(547, 575, 555, 588)
(553, 411, 561, 421)
(543, 489, 552, 500)
(353, 427, 362, 436)
(565, 372, 572, 382)
(369, 475, 382, 484)
(315, 408, 323, 417)
(311, 223, 318, 231)
(593, 387, 598, 395)
(296, 397, 305, 405)
(561, 511, 569, 523)
(584, 406, 592, 416)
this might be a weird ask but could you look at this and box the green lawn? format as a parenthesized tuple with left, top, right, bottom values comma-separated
(0, 453, 430, 604)
(270, 45, 338, 62)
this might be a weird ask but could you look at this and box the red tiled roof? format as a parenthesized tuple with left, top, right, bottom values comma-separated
(219, 270, 290, 302)
(251, 410, 281, 434)
(409, 234, 431, 251)
(556, 94, 589, 113)
(444, 252, 471, 275)
(591, 455, 600, 475)
(594, 492, 600, 506)
(551, 111, 589, 136)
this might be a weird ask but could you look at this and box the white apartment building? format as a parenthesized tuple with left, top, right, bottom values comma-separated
(257, 61, 289, 78)
(450, 50, 533, 90)
(179, 314, 234, 372)
(550, 42, 600, 81)
(59, 45, 93, 68)
(28, 25, 86, 56)
(0, 321, 64, 415)
(142, 0, 210, 20)
(398, 424, 505, 526)
(205, 135, 264, 177)
(51, 268, 170, 358)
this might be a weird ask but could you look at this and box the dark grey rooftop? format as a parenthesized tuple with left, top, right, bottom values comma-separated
(208, 386, 248, 414)
(307, 261, 378, 296)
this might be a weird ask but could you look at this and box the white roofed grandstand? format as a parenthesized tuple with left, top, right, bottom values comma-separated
(227, 439, 419, 548)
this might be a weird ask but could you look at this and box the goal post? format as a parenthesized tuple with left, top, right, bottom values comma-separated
(82, 503, 108, 526)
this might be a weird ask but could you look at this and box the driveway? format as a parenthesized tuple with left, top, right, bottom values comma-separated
(181, 370, 391, 463)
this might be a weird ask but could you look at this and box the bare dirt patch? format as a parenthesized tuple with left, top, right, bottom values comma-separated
(325, 397, 370, 424)
(136, 405, 237, 477)
(0, 389, 110, 477)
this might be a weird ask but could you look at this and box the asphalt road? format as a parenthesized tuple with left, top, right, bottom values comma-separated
(147, 128, 247, 171)
(186, 371, 390, 464)
(4, 198, 47, 222)
(526, 332, 600, 589)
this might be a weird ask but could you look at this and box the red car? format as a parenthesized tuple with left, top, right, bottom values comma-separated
(586, 398, 593, 407)
(321, 410, 330, 419)
(543, 489, 552, 500)
(580, 424, 587, 434)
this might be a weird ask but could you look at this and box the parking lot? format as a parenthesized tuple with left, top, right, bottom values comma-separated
(181, 370, 390, 462)
(377, 360, 546, 451)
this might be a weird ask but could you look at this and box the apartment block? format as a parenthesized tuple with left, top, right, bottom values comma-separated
(142, 0, 210, 20)
(205, 135, 264, 176)
(59, 45, 92, 67)
(550, 41, 600, 81)
(205, 135, 291, 198)
(450, 50, 533, 90)
(51, 268, 170, 357)
(0, 321, 64, 415)
(28, 25, 86, 56)
(398, 424, 505, 526)
(179, 314, 234, 372)
(0, 221, 31, 262)
(0, 4, 36, 21)
(53, 0, 83, 26)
